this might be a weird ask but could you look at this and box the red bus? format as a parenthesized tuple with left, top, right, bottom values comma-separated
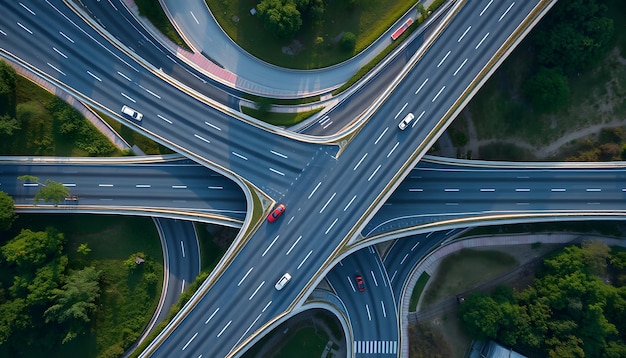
(391, 18, 414, 41)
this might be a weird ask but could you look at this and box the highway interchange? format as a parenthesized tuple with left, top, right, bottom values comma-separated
(2, 0, 622, 357)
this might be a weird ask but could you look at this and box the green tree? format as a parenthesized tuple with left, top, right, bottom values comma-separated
(0, 60, 17, 118)
(0, 114, 20, 136)
(77, 243, 91, 256)
(341, 32, 357, 52)
(581, 240, 611, 276)
(33, 179, 69, 206)
(0, 191, 16, 231)
(257, 0, 302, 39)
(523, 67, 569, 112)
(459, 292, 502, 340)
(1, 228, 64, 269)
(44, 266, 101, 343)
(0, 298, 29, 346)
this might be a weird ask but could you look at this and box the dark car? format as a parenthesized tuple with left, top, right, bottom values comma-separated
(355, 275, 366, 292)
(267, 203, 286, 223)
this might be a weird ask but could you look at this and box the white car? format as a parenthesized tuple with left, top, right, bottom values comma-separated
(275, 273, 291, 291)
(122, 105, 143, 121)
(398, 112, 414, 130)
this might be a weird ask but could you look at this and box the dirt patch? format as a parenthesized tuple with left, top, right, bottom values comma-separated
(282, 39, 305, 55)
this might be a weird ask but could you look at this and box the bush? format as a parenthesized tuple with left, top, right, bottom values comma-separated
(341, 32, 356, 52)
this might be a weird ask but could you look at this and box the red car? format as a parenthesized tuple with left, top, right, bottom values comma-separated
(267, 203, 286, 223)
(355, 275, 366, 292)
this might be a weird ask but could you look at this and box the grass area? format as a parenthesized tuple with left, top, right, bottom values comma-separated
(195, 223, 237, 271)
(420, 249, 518, 308)
(409, 272, 430, 311)
(1, 76, 121, 156)
(241, 106, 323, 126)
(447, 0, 626, 158)
(205, 0, 415, 69)
(135, 0, 190, 50)
(97, 109, 174, 155)
(4, 214, 162, 358)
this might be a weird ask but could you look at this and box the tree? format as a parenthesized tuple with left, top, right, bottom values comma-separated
(0, 60, 17, 118)
(44, 266, 101, 343)
(77, 243, 91, 256)
(523, 67, 569, 112)
(33, 179, 69, 206)
(581, 240, 611, 276)
(0, 191, 16, 231)
(459, 292, 502, 340)
(0, 298, 29, 346)
(257, 0, 302, 39)
(340, 32, 356, 52)
(1, 228, 64, 269)
(0, 114, 20, 136)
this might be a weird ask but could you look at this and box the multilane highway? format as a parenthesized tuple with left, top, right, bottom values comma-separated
(1, 0, 558, 357)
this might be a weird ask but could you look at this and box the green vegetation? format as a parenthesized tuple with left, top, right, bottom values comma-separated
(242, 106, 322, 126)
(134, 0, 190, 50)
(206, 0, 415, 69)
(421, 249, 518, 307)
(410, 272, 430, 311)
(0, 192, 16, 231)
(408, 323, 451, 358)
(0, 61, 120, 156)
(459, 241, 626, 356)
(97, 109, 174, 155)
(463, 221, 626, 239)
(0, 214, 163, 358)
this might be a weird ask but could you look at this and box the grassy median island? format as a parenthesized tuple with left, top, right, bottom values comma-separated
(205, 0, 415, 69)
(1, 214, 163, 358)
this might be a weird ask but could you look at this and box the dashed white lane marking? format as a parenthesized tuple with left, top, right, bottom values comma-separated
(135, 184, 151, 188)
(586, 188, 601, 192)
(121, 92, 136, 103)
(205, 121, 221, 131)
(238, 267, 254, 286)
(480, 188, 495, 192)
(190, 11, 200, 24)
(370, 270, 378, 286)
(117, 71, 132, 81)
(262, 235, 279, 257)
(20, 3, 36, 16)
(297, 250, 313, 270)
(271, 150, 288, 158)
(480, 0, 493, 16)
(217, 320, 232, 337)
(87, 71, 102, 82)
(52, 47, 67, 58)
(515, 188, 530, 192)
(182, 332, 198, 351)
(308, 182, 321, 199)
(205, 308, 219, 324)
(194, 134, 210, 144)
(551, 188, 566, 192)
(475, 32, 490, 49)
(47, 63, 65, 76)
(139, 84, 161, 99)
(458, 25, 471, 42)
(395, 102, 408, 119)
(99, 184, 113, 187)
(319, 192, 336, 213)
(375, 128, 388, 144)
(325, 218, 338, 235)
(158, 114, 172, 124)
(17, 22, 32, 34)
(432, 85, 446, 102)
(59, 31, 74, 43)
(381, 301, 387, 318)
(208, 186, 223, 190)
(412, 110, 425, 128)
(354, 153, 368, 171)
(286, 235, 302, 256)
(368, 165, 381, 182)
(180, 241, 185, 258)
(269, 168, 285, 176)
(344, 195, 357, 211)
(453, 58, 468, 76)
(365, 304, 371, 321)
(172, 185, 187, 189)
(232, 151, 248, 160)
(437, 50, 451, 68)
(387, 142, 399, 158)
(262, 301, 272, 312)
(499, 2, 515, 22)
(248, 281, 264, 301)
(415, 78, 428, 94)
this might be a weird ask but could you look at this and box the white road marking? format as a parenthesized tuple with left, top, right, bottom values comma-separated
(157, 114, 172, 124)
(248, 281, 264, 301)
(395, 102, 408, 119)
(238, 267, 254, 286)
(390, 270, 397, 283)
(269, 168, 285, 176)
(180, 241, 185, 258)
(515, 188, 530, 192)
(135, 184, 151, 188)
(344, 195, 357, 211)
(204, 121, 221, 131)
(366, 304, 371, 321)
(499, 2, 515, 22)
(262, 301, 272, 312)
(182, 332, 198, 351)
(271, 150, 288, 158)
(588, 202, 601, 205)
(476, 32, 490, 49)
(354, 153, 368, 170)
(205, 308, 219, 324)
(368, 165, 381, 182)
(325, 218, 338, 235)
(262, 235, 279, 257)
(458, 25, 471, 42)
(216, 320, 232, 337)
(453, 58, 468, 76)
(400, 254, 409, 265)
(190, 11, 200, 25)
(387, 142, 399, 158)
(62, 183, 76, 187)
(181, 279, 185, 293)
(98, 184, 113, 187)
(348, 276, 356, 292)
(139, 84, 161, 99)
(409, 188, 423, 192)
(20, 3, 36, 16)
(47, 63, 65, 76)
(232, 151, 248, 160)
(432, 85, 446, 102)
(233, 313, 263, 352)
(286, 235, 302, 256)
(287, 216, 295, 225)
(319, 192, 336, 213)
(0, 30, 6, 36)
(87, 71, 102, 82)
(370, 270, 378, 286)
(480, 0, 493, 16)
(59, 31, 74, 43)
(107, 0, 118, 11)
(52, 47, 67, 58)
(194, 134, 210, 144)
(551, 188, 566, 192)
(517, 202, 529, 205)
(172, 185, 187, 189)
(121, 92, 136, 103)
(411, 242, 420, 251)
(297, 250, 313, 269)
(117, 71, 132, 81)
(444, 188, 459, 192)
(17, 22, 32, 34)
(480, 188, 495, 192)
(381, 301, 387, 317)
(375, 128, 388, 144)
(308, 182, 321, 199)
(586, 188, 601, 192)
(437, 50, 451, 68)
(415, 78, 428, 94)
(412, 110, 425, 128)
(208, 186, 223, 189)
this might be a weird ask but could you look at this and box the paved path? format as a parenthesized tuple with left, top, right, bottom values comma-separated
(152, 0, 437, 97)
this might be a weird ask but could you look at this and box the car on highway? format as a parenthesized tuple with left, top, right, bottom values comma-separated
(275, 273, 291, 290)
(355, 275, 366, 292)
(398, 112, 414, 130)
(122, 105, 143, 121)
(267, 203, 286, 222)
